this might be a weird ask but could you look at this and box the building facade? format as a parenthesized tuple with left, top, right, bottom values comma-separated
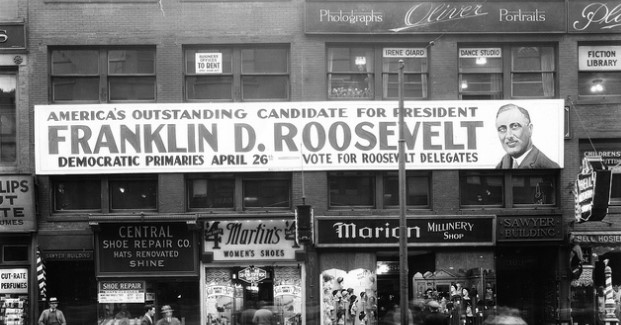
(19, 1, 621, 325)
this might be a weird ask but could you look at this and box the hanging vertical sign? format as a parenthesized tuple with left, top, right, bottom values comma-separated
(575, 157, 612, 223)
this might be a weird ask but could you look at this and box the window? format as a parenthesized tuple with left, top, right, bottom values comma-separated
(459, 45, 556, 99)
(185, 45, 290, 101)
(328, 171, 431, 209)
(3, 245, 28, 262)
(50, 47, 156, 102)
(52, 175, 157, 213)
(578, 44, 621, 99)
(0, 70, 16, 163)
(460, 171, 557, 207)
(187, 173, 291, 210)
(327, 45, 429, 100)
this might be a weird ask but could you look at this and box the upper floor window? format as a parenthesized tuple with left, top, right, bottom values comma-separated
(459, 45, 556, 99)
(50, 47, 156, 103)
(187, 173, 291, 210)
(184, 45, 290, 101)
(578, 44, 621, 99)
(460, 171, 557, 207)
(0, 70, 16, 163)
(328, 171, 430, 209)
(327, 45, 428, 100)
(52, 175, 157, 213)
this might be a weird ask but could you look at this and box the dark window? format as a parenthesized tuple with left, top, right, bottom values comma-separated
(383, 171, 430, 207)
(459, 45, 556, 99)
(0, 69, 16, 163)
(460, 171, 557, 207)
(328, 45, 429, 100)
(3, 245, 28, 262)
(329, 171, 375, 208)
(187, 173, 291, 210)
(611, 174, 621, 205)
(109, 177, 157, 211)
(185, 45, 290, 101)
(52, 175, 157, 213)
(50, 47, 156, 102)
(53, 178, 101, 212)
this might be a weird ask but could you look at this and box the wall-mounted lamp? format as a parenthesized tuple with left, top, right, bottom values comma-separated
(590, 79, 605, 93)
(475, 57, 487, 65)
(355, 56, 367, 67)
(461, 80, 468, 89)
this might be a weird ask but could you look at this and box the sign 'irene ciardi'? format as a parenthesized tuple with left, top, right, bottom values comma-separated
(34, 99, 565, 174)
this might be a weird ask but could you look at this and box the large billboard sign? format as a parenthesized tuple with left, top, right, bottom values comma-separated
(34, 100, 564, 174)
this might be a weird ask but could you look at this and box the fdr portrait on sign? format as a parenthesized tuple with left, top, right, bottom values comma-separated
(495, 103, 560, 169)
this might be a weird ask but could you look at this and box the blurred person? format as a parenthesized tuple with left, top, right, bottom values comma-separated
(241, 302, 258, 325)
(140, 304, 156, 325)
(157, 305, 181, 325)
(253, 301, 274, 325)
(423, 301, 447, 325)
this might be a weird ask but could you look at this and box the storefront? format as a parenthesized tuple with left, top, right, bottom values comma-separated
(315, 215, 495, 325)
(202, 218, 305, 325)
(0, 175, 36, 325)
(92, 221, 200, 325)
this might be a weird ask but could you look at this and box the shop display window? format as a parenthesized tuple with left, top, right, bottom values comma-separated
(0, 295, 28, 325)
(204, 266, 301, 325)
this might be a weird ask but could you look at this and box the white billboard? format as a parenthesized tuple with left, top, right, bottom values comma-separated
(34, 99, 565, 174)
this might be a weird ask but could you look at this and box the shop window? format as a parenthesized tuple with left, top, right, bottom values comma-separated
(383, 171, 430, 207)
(52, 175, 157, 213)
(50, 47, 156, 103)
(187, 173, 291, 211)
(459, 45, 556, 99)
(577, 44, 621, 99)
(328, 45, 429, 100)
(184, 45, 290, 101)
(460, 171, 557, 207)
(0, 70, 17, 163)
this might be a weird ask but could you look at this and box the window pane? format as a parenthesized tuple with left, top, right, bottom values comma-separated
(108, 50, 155, 75)
(512, 72, 554, 97)
(328, 74, 373, 99)
(460, 74, 502, 94)
(51, 50, 99, 75)
(383, 57, 428, 73)
(0, 73, 16, 163)
(328, 47, 374, 72)
(243, 175, 290, 208)
(242, 48, 288, 73)
(512, 174, 556, 205)
(611, 174, 621, 205)
(579, 72, 621, 97)
(110, 179, 157, 210)
(384, 172, 430, 206)
(109, 77, 156, 101)
(3, 246, 28, 262)
(242, 76, 289, 100)
(52, 77, 100, 101)
(512, 47, 555, 71)
(186, 49, 233, 74)
(54, 179, 101, 211)
(459, 57, 503, 73)
(384, 74, 425, 98)
(188, 176, 234, 209)
(460, 173, 504, 206)
(186, 76, 233, 100)
(329, 172, 375, 207)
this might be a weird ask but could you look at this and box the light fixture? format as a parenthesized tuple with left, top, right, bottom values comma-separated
(590, 79, 604, 93)
(461, 80, 468, 89)
(475, 57, 487, 65)
(376, 262, 390, 275)
(355, 56, 367, 67)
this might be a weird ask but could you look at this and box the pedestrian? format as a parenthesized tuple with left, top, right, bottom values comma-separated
(141, 304, 156, 325)
(423, 301, 447, 325)
(38, 297, 67, 325)
(156, 305, 181, 325)
(482, 307, 527, 325)
(252, 301, 274, 325)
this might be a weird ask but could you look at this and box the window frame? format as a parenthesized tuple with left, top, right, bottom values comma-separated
(183, 44, 291, 102)
(0, 67, 17, 164)
(459, 170, 558, 208)
(327, 44, 429, 100)
(577, 43, 621, 101)
(458, 44, 557, 100)
(328, 170, 431, 210)
(186, 173, 292, 211)
(49, 46, 157, 103)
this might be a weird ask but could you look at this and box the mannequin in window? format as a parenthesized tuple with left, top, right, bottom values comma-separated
(461, 288, 473, 325)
